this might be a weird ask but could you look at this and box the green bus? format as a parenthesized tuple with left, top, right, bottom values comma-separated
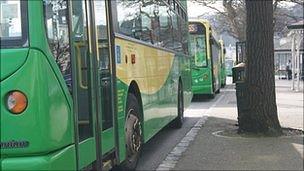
(0, 0, 192, 170)
(189, 19, 221, 97)
(219, 40, 227, 87)
(225, 58, 234, 77)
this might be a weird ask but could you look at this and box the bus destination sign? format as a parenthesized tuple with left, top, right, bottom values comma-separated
(189, 24, 198, 33)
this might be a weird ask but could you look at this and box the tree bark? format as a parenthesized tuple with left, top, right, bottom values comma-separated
(239, 0, 282, 136)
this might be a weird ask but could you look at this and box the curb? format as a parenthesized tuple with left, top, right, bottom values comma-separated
(156, 116, 208, 171)
(156, 94, 225, 170)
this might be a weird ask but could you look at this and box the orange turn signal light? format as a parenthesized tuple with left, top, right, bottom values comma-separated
(6, 91, 28, 114)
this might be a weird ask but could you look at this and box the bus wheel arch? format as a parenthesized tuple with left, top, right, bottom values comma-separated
(127, 81, 144, 122)
(122, 81, 144, 170)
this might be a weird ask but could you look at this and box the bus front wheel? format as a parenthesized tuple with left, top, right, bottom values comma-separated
(124, 93, 142, 170)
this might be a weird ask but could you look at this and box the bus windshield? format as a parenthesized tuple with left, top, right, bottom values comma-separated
(190, 34, 207, 67)
(0, 0, 28, 48)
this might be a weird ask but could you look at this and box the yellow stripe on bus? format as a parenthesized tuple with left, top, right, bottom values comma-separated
(115, 38, 174, 95)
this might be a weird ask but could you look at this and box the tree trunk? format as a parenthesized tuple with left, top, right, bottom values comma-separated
(238, 0, 282, 136)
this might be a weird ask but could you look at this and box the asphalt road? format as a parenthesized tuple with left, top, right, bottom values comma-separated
(136, 93, 223, 170)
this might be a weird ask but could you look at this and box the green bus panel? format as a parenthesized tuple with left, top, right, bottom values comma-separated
(192, 67, 213, 94)
(1, 0, 192, 170)
(0, 49, 28, 81)
(1, 49, 74, 156)
(2, 145, 76, 170)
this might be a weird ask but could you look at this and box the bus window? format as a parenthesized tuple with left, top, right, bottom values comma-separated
(0, 0, 28, 48)
(140, 1, 160, 44)
(190, 35, 207, 67)
(116, 1, 141, 38)
(140, 8, 153, 43)
(171, 10, 182, 52)
(70, 0, 94, 141)
(43, 0, 72, 92)
(94, 0, 109, 70)
(94, 0, 113, 131)
(211, 39, 220, 67)
(181, 19, 188, 55)
(159, 2, 173, 49)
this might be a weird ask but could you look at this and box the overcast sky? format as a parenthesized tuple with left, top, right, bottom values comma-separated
(187, 1, 223, 18)
(187, 1, 296, 18)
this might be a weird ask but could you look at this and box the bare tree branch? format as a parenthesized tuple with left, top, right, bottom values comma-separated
(191, 0, 303, 41)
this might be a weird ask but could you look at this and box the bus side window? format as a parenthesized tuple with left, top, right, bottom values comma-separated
(171, 9, 182, 52)
(139, 10, 153, 43)
(140, 2, 158, 44)
(181, 18, 188, 55)
(116, 1, 141, 39)
(70, 0, 94, 141)
(43, 0, 72, 93)
(159, 2, 173, 49)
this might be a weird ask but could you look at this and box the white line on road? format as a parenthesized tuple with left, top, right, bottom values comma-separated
(156, 94, 224, 171)
(205, 94, 225, 115)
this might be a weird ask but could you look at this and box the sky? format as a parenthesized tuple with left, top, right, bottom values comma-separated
(187, 0, 296, 19)
(187, 1, 223, 18)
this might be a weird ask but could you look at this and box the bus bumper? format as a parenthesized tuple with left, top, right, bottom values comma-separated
(192, 85, 213, 95)
(1, 145, 76, 170)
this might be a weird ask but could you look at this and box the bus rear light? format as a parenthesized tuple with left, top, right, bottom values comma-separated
(6, 91, 28, 114)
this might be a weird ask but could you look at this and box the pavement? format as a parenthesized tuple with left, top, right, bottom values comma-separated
(172, 78, 304, 170)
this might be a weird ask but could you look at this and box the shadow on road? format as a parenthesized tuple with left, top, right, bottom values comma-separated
(192, 94, 214, 102)
(174, 116, 304, 170)
(135, 117, 201, 170)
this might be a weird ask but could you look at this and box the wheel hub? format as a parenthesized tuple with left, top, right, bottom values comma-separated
(131, 118, 142, 152)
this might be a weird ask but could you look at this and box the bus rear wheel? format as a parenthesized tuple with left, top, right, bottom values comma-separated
(215, 88, 220, 94)
(172, 82, 184, 128)
(124, 94, 142, 170)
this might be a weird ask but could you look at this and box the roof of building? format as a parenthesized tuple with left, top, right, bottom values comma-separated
(275, 41, 304, 52)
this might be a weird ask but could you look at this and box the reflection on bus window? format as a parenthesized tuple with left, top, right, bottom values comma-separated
(116, 1, 141, 38)
(0, 0, 22, 38)
(190, 35, 207, 67)
(0, 0, 28, 48)
(159, 2, 173, 49)
(115, 0, 188, 54)
(43, 0, 72, 91)
(70, 0, 94, 141)
(94, 0, 109, 70)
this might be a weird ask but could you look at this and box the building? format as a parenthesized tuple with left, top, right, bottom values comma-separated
(274, 35, 303, 79)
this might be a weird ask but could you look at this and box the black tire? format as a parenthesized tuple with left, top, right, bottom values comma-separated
(172, 82, 184, 128)
(210, 77, 216, 98)
(123, 93, 142, 170)
(215, 88, 220, 94)
(209, 93, 215, 99)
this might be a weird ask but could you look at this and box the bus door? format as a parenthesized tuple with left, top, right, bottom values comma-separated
(69, 0, 104, 169)
(91, 0, 116, 154)
(210, 36, 220, 92)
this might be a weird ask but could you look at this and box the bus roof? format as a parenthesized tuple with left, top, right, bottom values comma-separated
(189, 19, 211, 30)
(189, 19, 220, 42)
